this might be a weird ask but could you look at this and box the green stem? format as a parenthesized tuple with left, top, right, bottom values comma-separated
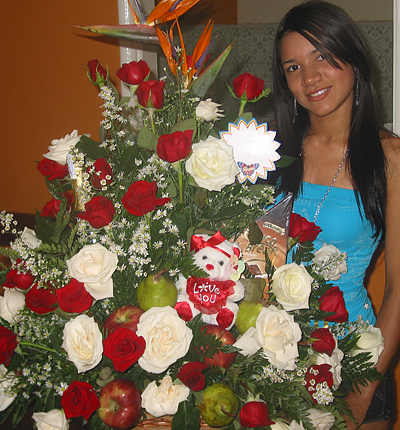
(178, 170, 184, 205)
(19, 341, 58, 354)
(239, 99, 247, 117)
(148, 108, 156, 134)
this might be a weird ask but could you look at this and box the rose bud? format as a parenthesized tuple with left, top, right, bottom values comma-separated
(3, 268, 35, 291)
(289, 213, 322, 244)
(37, 158, 69, 181)
(239, 401, 275, 428)
(136, 80, 165, 109)
(177, 361, 209, 391)
(157, 130, 193, 163)
(117, 60, 150, 85)
(310, 328, 336, 356)
(61, 380, 100, 420)
(88, 158, 113, 189)
(77, 196, 116, 229)
(87, 59, 107, 85)
(0, 325, 18, 367)
(318, 286, 348, 322)
(233, 73, 264, 100)
(25, 282, 58, 314)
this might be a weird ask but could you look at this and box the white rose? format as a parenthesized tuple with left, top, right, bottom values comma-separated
(43, 130, 82, 165)
(66, 244, 118, 300)
(137, 306, 193, 374)
(271, 263, 313, 311)
(315, 345, 344, 390)
(21, 227, 41, 248)
(350, 326, 384, 365)
(61, 315, 103, 373)
(234, 305, 302, 370)
(271, 421, 291, 430)
(306, 408, 335, 430)
(0, 287, 25, 323)
(32, 409, 69, 430)
(0, 365, 17, 411)
(142, 375, 190, 417)
(196, 99, 224, 122)
(289, 420, 304, 430)
(185, 137, 239, 191)
(312, 244, 347, 281)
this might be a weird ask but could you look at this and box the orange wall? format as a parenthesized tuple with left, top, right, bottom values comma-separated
(1, 0, 120, 215)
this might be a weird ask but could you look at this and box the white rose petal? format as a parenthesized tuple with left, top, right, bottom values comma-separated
(271, 263, 313, 311)
(315, 345, 344, 390)
(235, 306, 302, 370)
(66, 244, 118, 300)
(137, 306, 193, 374)
(0, 287, 25, 323)
(306, 408, 335, 430)
(289, 420, 305, 430)
(312, 244, 347, 281)
(32, 409, 69, 430)
(185, 137, 239, 192)
(0, 365, 17, 412)
(62, 315, 103, 373)
(271, 421, 291, 430)
(21, 227, 41, 248)
(196, 99, 224, 122)
(43, 130, 82, 165)
(350, 326, 384, 365)
(142, 375, 190, 417)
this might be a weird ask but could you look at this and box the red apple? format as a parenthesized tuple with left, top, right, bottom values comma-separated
(201, 324, 237, 369)
(104, 305, 144, 334)
(98, 379, 141, 430)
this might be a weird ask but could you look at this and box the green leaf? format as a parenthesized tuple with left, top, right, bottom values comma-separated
(74, 24, 159, 44)
(171, 118, 197, 133)
(119, 145, 140, 174)
(170, 211, 189, 237)
(171, 398, 201, 430)
(205, 203, 248, 221)
(193, 188, 207, 209)
(248, 219, 263, 244)
(276, 155, 297, 168)
(76, 135, 108, 160)
(34, 210, 56, 244)
(189, 41, 235, 99)
(138, 126, 159, 150)
(242, 278, 266, 301)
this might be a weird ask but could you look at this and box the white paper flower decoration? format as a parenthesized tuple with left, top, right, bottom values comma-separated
(221, 119, 281, 183)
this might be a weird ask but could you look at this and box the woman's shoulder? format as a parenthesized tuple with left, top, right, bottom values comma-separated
(380, 129, 400, 186)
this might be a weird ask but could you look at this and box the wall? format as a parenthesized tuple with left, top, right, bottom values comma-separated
(1, 0, 121, 215)
(238, 0, 392, 23)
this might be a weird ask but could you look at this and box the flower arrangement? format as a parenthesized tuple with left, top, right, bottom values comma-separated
(0, 1, 383, 429)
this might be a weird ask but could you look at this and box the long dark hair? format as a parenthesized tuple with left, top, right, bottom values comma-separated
(272, 0, 386, 239)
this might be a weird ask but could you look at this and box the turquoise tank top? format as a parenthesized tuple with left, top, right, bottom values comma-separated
(288, 182, 378, 324)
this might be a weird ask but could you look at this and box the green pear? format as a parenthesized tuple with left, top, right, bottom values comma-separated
(136, 272, 177, 311)
(198, 383, 238, 427)
(235, 301, 264, 335)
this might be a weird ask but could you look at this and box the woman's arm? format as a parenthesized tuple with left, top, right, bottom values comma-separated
(345, 136, 400, 429)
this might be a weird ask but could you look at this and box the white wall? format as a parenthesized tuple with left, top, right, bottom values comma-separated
(238, 0, 392, 24)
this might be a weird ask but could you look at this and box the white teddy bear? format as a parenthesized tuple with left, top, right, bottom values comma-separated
(175, 231, 244, 330)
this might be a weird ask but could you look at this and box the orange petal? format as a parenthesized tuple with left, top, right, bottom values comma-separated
(128, 0, 141, 24)
(149, 0, 202, 24)
(155, 25, 177, 75)
(175, 20, 188, 76)
(146, 0, 176, 25)
(189, 20, 214, 80)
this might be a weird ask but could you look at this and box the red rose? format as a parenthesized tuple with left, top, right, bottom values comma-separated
(88, 158, 113, 189)
(87, 59, 107, 85)
(310, 328, 336, 356)
(57, 279, 93, 313)
(25, 282, 58, 314)
(305, 364, 334, 403)
(157, 130, 193, 163)
(318, 286, 348, 322)
(0, 326, 18, 367)
(103, 327, 146, 373)
(61, 380, 100, 420)
(37, 158, 69, 181)
(3, 269, 35, 291)
(233, 73, 264, 100)
(289, 213, 322, 244)
(77, 196, 115, 229)
(136, 79, 165, 109)
(117, 60, 150, 85)
(40, 193, 73, 218)
(239, 401, 275, 428)
(177, 361, 209, 391)
(121, 180, 170, 216)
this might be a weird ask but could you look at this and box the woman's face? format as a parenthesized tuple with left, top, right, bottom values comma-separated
(280, 32, 355, 120)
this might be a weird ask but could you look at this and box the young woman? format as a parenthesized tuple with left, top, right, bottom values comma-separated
(272, 1, 400, 428)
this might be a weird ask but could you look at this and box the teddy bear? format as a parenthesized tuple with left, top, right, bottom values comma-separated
(175, 231, 245, 330)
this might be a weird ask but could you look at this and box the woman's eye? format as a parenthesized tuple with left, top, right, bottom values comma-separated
(287, 65, 299, 72)
(317, 54, 326, 61)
